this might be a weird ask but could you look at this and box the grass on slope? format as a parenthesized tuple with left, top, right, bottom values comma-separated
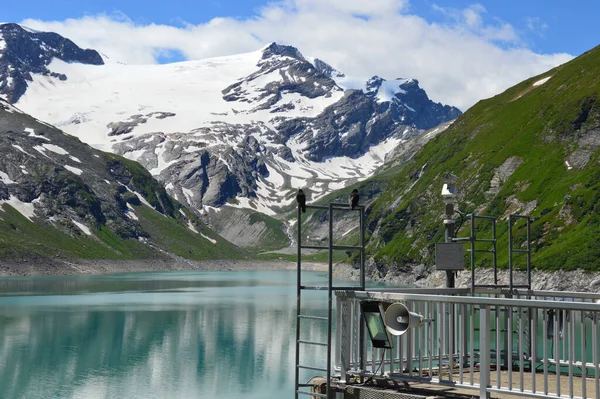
(0, 201, 245, 262)
(367, 45, 600, 272)
(0, 206, 158, 260)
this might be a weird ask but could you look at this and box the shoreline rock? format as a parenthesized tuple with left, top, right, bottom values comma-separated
(332, 263, 600, 293)
(0, 258, 329, 277)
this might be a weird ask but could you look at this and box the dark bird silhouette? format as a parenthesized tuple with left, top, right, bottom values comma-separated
(350, 189, 359, 210)
(296, 189, 306, 213)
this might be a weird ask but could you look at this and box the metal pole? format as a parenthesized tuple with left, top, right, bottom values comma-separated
(444, 219, 456, 288)
(360, 205, 365, 291)
(492, 219, 497, 286)
(327, 203, 334, 398)
(358, 205, 366, 380)
(294, 204, 302, 399)
(471, 214, 476, 296)
(527, 217, 531, 290)
(509, 215, 513, 292)
(480, 305, 491, 399)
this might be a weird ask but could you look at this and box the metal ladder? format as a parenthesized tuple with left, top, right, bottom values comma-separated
(294, 202, 365, 399)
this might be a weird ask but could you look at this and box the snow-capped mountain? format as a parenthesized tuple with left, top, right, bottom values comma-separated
(0, 23, 461, 231)
(0, 23, 103, 103)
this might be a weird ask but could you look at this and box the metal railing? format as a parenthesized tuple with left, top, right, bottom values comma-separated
(335, 288, 600, 399)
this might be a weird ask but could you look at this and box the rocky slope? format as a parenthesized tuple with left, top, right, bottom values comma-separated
(0, 24, 461, 247)
(0, 97, 241, 263)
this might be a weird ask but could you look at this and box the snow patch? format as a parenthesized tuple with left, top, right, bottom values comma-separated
(12, 144, 34, 156)
(342, 226, 357, 237)
(533, 76, 551, 87)
(64, 165, 83, 175)
(201, 233, 217, 244)
(42, 143, 69, 155)
(69, 155, 82, 163)
(72, 219, 92, 235)
(182, 187, 195, 204)
(374, 79, 410, 103)
(126, 203, 139, 220)
(25, 127, 51, 141)
(122, 184, 155, 210)
(187, 220, 198, 233)
(0, 171, 15, 184)
(149, 144, 179, 175)
(134, 192, 154, 209)
(0, 195, 38, 221)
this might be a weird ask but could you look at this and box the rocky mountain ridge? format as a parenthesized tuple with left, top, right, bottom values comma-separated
(0, 97, 238, 261)
(0, 23, 103, 103)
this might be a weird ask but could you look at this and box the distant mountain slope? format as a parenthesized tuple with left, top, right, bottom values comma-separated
(352, 45, 600, 277)
(0, 98, 242, 263)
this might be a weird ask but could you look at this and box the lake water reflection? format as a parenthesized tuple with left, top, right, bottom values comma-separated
(0, 270, 381, 399)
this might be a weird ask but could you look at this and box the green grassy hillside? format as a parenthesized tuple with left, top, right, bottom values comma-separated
(363, 45, 600, 273)
(0, 100, 245, 264)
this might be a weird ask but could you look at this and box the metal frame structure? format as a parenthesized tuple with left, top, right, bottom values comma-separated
(454, 213, 532, 294)
(335, 288, 600, 399)
(453, 214, 497, 295)
(294, 202, 366, 399)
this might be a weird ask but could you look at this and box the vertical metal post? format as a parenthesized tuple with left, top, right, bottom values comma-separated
(543, 308, 549, 396)
(294, 204, 302, 399)
(531, 308, 538, 394)
(460, 304, 467, 383)
(335, 295, 342, 380)
(507, 305, 513, 390)
(470, 214, 476, 296)
(492, 219, 497, 285)
(593, 312, 599, 398)
(526, 218, 531, 290)
(479, 305, 491, 399)
(581, 311, 587, 398)
(568, 310, 574, 398)
(326, 203, 334, 398)
(360, 205, 365, 291)
(508, 215, 513, 292)
(495, 305, 501, 389)
(554, 310, 560, 397)
(358, 205, 366, 380)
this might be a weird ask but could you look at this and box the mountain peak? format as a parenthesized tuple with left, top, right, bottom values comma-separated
(313, 58, 345, 78)
(260, 42, 306, 62)
(0, 22, 104, 103)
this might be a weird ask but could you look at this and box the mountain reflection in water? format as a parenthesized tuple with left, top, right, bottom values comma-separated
(0, 270, 334, 399)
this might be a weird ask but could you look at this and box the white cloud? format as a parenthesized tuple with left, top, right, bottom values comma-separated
(20, 0, 572, 110)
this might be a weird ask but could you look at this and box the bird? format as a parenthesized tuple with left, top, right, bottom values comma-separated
(296, 189, 306, 213)
(350, 189, 359, 210)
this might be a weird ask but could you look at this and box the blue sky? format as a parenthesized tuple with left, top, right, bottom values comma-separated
(4, 0, 597, 56)
(3, 1, 597, 109)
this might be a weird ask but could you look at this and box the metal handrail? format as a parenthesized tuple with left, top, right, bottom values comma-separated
(335, 289, 600, 399)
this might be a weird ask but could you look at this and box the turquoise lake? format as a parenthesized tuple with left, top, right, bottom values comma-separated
(0, 270, 365, 399)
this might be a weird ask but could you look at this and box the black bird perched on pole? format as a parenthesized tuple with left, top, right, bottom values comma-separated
(296, 189, 306, 213)
(350, 189, 359, 210)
